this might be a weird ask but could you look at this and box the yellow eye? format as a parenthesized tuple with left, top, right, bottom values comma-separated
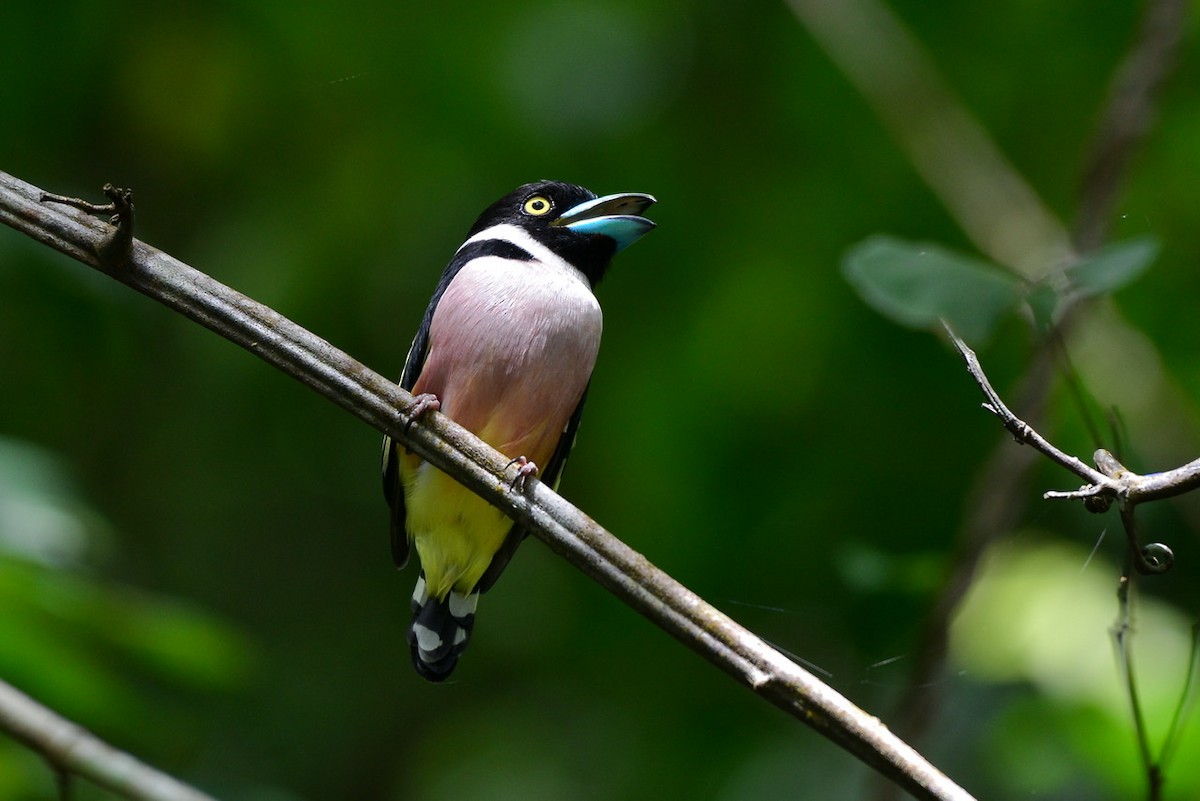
(523, 195, 553, 216)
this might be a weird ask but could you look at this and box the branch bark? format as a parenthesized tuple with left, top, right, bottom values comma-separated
(0, 170, 975, 801)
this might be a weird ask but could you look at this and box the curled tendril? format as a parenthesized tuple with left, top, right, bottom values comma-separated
(1137, 542, 1174, 575)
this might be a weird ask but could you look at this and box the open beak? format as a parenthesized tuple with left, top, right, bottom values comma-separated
(554, 192, 657, 252)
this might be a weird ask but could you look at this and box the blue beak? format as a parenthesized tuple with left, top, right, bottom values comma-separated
(554, 192, 657, 252)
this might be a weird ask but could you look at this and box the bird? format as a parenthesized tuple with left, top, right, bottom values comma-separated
(381, 180, 656, 681)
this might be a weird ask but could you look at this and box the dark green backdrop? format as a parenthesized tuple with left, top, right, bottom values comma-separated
(2, 2, 1198, 799)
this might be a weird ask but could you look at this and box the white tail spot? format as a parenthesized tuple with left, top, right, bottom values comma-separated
(448, 591, 479, 617)
(413, 623, 443, 654)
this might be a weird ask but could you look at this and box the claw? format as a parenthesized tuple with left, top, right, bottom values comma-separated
(506, 456, 539, 489)
(404, 393, 441, 434)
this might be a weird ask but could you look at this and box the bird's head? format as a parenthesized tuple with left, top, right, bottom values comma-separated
(466, 180, 656, 285)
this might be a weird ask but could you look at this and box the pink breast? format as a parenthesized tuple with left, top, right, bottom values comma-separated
(412, 257, 602, 464)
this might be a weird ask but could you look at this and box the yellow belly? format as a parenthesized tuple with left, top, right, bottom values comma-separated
(402, 456, 511, 599)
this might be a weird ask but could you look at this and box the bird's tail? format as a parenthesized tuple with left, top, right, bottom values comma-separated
(407, 573, 479, 681)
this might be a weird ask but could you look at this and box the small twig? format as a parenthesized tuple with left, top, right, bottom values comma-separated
(945, 321, 1200, 504)
(945, 322, 1181, 575)
(0, 171, 975, 801)
(41, 183, 134, 267)
(944, 322, 1108, 486)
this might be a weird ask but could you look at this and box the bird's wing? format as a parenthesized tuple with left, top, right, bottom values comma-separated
(381, 438, 409, 568)
(382, 284, 446, 568)
(381, 333, 426, 568)
(541, 381, 590, 492)
(474, 383, 590, 593)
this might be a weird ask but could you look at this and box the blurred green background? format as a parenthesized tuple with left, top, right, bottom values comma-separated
(2, 2, 1200, 799)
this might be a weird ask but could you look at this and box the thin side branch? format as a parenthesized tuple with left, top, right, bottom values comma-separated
(947, 322, 1200, 506)
(946, 322, 1183, 574)
(0, 170, 975, 801)
(945, 323, 1110, 488)
(0, 679, 216, 801)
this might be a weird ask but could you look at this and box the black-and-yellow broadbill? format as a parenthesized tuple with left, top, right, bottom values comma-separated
(382, 180, 655, 680)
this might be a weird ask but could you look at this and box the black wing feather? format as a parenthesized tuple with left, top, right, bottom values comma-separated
(381, 322, 428, 568)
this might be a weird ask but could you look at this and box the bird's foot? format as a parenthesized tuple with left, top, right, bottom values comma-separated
(506, 456, 539, 490)
(404, 393, 441, 433)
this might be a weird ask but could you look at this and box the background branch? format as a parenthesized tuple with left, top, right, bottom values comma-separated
(1074, 0, 1189, 252)
(790, 0, 1188, 795)
(0, 678, 216, 801)
(0, 170, 974, 801)
(787, 0, 1071, 276)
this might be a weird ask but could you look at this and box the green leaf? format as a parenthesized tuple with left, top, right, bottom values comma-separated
(842, 235, 1023, 344)
(1066, 235, 1159, 298)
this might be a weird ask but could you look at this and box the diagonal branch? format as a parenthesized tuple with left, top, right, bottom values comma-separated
(0, 170, 975, 801)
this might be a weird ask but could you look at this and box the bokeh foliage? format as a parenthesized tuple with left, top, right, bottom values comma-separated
(2, 2, 1200, 799)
